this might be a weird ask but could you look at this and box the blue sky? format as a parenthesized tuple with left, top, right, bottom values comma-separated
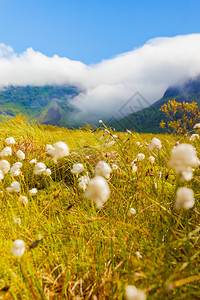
(1, 0, 200, 64)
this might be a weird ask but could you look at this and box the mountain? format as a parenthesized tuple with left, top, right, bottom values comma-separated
(0, 85, 80, 126)
(2, 77, 200, 131)
(112, 77, 200, 133)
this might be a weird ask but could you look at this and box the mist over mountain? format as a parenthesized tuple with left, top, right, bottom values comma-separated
(113, 76, 200, 133)
(2, 34, 200, 124)
(162, 75, 200, 99)
(1, 75, 200, 132)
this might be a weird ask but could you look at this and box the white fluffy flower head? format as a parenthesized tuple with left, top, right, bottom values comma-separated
(29, 188, 37, 195)
(129, 207, 136, 215)
(7, 181, 20, 192)
(30, 158, 37, 164)
(17, 150, 25, 160)
(112, 164, 119, 170)
(168, 143, 200, 181)
(149, 156, 155, 164)
(149, 137, 162, 151)
(78, 174, 90, 191)
(0, 160, 10, 175)
(131, 163, 137, 173)
(135, 251, 142, 259)
(85, 176, 110, 208)
(10, 239, 25, 258)
(124, 285, 146, 300)
(137, 153, 145, 161)
(44, 168, 51, 176)
(190, 134, 199, 141)
(18, 195, 28, 204)
(0, 146, 12, 157)
(47, 142, 69, 162)
(34, 162, 47, 175)
(95, 161, 112, 179)
(193, 123, 200, 129)
(175, 187, 195, 209)
(0, 170, 4, 181)
(11, 162, 22, 176)
(14, 217, 21, 225)
(5, 137, 16, 145)
(71, 163, 84, 175)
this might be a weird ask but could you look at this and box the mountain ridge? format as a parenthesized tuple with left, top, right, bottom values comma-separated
(112, 77, 200, 133)
(1, 77, 200, 131)
(0, 85, 80, 126)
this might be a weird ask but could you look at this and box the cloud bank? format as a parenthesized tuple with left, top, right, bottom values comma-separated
(1, 34, 200, 123)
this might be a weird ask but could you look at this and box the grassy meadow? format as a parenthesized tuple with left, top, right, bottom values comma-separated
(0, 116, 199, 299)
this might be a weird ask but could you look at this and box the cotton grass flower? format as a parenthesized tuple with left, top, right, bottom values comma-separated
(5, 137, 16, 145)
(168, 143, 200, 181)
(7, 181, 20, 192)
(181, 169, 193, 181)
(0, 170, 4, 181)
(10, 239, 25, 258)
(78, 174, 90, 191)
(124, 285, 146, 300)
(149, 137, 162, 151)
(34, 162, 47, 175)
(17, 150, 25, 160)
(30, 158, 37, 164)
(136, 142, 140, 146)
(137, 153, 145, 161)
(14, 217, 21, 225)
(71, 163, 84, 175)
(18, 195, 28, 204)
(112, 164, 119, 170)
(85, 176, 110, 208)
(135, 251, 142, 259)
(193, 123, 200, 129)
(95, 161, 112, 179)
(131, 163, 137, 173)
(174, 187, 195, 209)
(0, 146, 12, 157)
(149, 156, 155, 164)
(190, 134, 199, 141)
(10, 162, 22, 176)
(129, 207, 136, 215)
(46, 144, 54, 152)
(29, 188, 37, 195)
(0, 160, 10, 175)
(46, 141, 69, 162)
(44, 168, 51, 176)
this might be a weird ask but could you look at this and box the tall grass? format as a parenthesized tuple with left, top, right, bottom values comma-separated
(0, 116, 199, 299)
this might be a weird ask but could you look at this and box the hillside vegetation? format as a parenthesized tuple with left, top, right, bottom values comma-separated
(113, 92, 200, 133)
(0, 85, 79, 126)
(113, 77, 200, 133)
(0, 116, 199, 299)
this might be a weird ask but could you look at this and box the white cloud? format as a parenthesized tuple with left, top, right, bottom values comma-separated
(0, 47, 89, 87)
(1, 34, 200, 123)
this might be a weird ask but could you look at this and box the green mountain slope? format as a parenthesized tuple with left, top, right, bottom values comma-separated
(0, 85, 79, 126)
(112, 88, 200, 133)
